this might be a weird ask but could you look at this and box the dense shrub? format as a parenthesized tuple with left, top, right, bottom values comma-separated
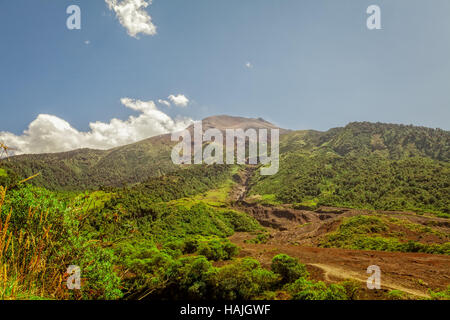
(209, 258, 279, 300)
(271, 254, 309, 284)
(164, 256, 215, 300)
(287, 278, 348, 300)
(197, 238, 239, 261)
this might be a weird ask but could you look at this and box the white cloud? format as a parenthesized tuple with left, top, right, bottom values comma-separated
(0, 98, 193, 155)
(168, 94, 189, 107)
(245, 62, 253, 68)
(84, 40, 91, 45)
(158, 99, 171, 107)
(105, 0, 157, 38)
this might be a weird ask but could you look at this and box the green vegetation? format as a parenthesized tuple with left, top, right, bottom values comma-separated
(126, 164, 234, 203)
(279, 122, 449, 161)
(97, 164, 234, 221)
(119, 249, 357, 300)
(0, 180, 365, 300)
(197, 238, 239, 261)
(386, 286, 450, 301)
(0, 167, 19, 187)
(0, 163, 263, 299)
(0, 138, 178, 191)
(320, 215, 450, 254)
(0, 184, 122, 300)
(271, 254, 309, 284)
(1, 121, 449, 300)
(251, 154, 449, 216)
(286, 278, 348, 300)
(429, 286, 450, 300)
(387, 290, 407, 300)
(251, 122, 450, 216)
(245, 231, 270, 244)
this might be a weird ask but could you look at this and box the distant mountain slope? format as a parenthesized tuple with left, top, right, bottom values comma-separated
(0, 135, 176, 190)
(199, 115, 288, 133)
(250, 122, 450, 215)
(1, 117, 448, 192)
(280, 122, 449, 161)
(1, 115, 284, 190)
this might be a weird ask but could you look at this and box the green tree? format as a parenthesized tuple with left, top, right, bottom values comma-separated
(271, 254, 309, 284)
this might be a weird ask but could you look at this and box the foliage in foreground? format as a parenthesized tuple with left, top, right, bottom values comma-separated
(2, 146, 448, 300)
(429, 286, 450, 300)
(0, 184, 122, 300)
(119, 249, 356, 300)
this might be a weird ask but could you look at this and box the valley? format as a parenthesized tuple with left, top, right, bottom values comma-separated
(227, 167, 450, 299)
(0, 116, 449, 300)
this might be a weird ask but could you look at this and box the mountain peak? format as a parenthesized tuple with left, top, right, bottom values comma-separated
(199, 115, 285, 132)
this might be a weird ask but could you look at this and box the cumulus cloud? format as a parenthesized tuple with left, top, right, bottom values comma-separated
(158, 99, 171, 107)
(168, 94, 189, 107)
(0, 98, 193, 155)
(105, 0, 157, 38)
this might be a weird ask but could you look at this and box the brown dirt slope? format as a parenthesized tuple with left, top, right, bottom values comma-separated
(228, 168, 450, 298)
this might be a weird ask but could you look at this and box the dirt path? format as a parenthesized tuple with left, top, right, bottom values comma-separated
(308, 263, 429, 298)
(231, 233, 450, 298)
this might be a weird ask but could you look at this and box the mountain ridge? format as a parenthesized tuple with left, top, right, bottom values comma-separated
(1, 116, 448, 190)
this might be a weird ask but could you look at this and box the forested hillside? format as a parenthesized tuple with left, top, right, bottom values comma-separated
(250, 122, 450, 216)
(1, 118, 449, 300)
(280, 122, 449, 160)
(0, 116, 283, 190)
(0, 135, 177, 190)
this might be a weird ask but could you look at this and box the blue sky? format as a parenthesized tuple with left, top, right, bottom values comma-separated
(0, 0, 449, 153)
